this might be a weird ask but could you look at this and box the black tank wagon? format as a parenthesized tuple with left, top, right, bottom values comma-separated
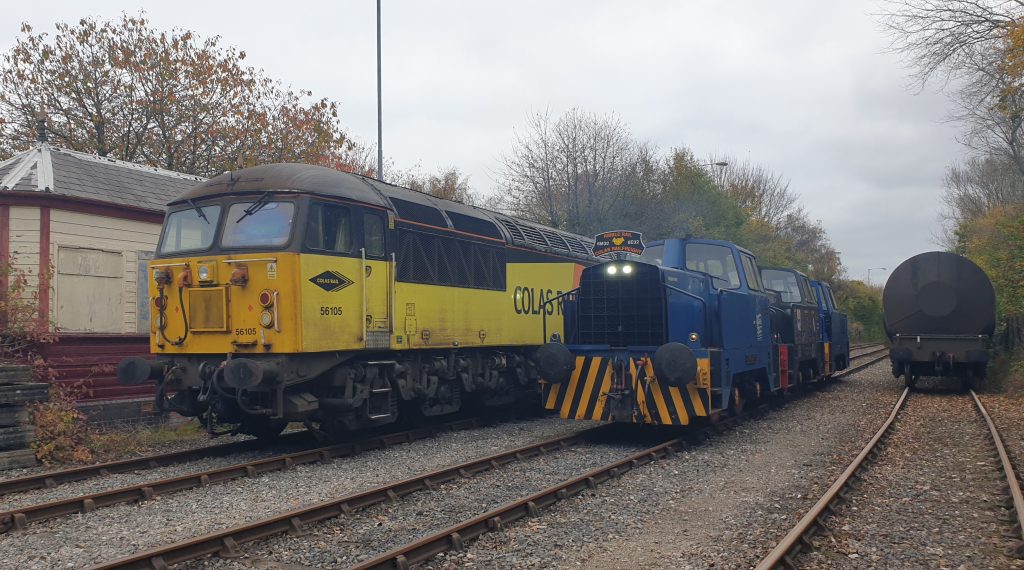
(883, 251, 995, 388)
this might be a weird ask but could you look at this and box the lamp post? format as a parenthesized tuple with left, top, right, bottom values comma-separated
(866, 267, 886, 287)
(376, 0, 383, 182)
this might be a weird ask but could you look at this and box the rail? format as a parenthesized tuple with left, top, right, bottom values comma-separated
(86, 427, 604, 570)
(0, 431, 310, 497)
(0, 417, 488, 534)
(755, 387, 911, 569)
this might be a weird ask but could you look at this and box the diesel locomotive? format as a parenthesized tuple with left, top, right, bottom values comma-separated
(536, 237, 850, 425)
(883, 251, 994, 388)
(117, 163, 596, 437)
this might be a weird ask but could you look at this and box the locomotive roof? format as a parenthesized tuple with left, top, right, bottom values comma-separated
(172, 163, 596, 261)
(759, 265, 810, 279)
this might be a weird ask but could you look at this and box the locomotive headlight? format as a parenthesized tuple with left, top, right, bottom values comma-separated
(153, 269, 169, 285)
(621, 264, 633, 275)
(689, 332, 699, 342)
(197, 264, 211, 282)
(606, 265, 618, 275)
(259, 310, 274, 328)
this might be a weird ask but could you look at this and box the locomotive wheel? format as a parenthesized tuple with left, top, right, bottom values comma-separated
(730, 386, 746, 416)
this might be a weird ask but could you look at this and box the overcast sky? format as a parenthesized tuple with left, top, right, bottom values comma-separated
(3, 0, 967, 284)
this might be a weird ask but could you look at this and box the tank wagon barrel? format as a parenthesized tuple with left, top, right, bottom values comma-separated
(882, 251, 995, 388)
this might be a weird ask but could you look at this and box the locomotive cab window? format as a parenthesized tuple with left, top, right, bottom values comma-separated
(685, 243, 740, 289)
(306, 203, 353, 253)
(222, 201, 295, 248)
(740, 254, 763, 291)
(159, 205, 221, 255)
(761, 269, 802, 303)
(363, 213, 386, 258)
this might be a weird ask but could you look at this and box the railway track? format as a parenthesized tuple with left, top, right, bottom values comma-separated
(755, 388, 1024, 569)
(0, 431, 314, 497)
(0, 415, 517, 534)
(69, 348, 887, 569)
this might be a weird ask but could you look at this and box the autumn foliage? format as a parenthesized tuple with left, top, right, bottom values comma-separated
(0, 14, 367, 177)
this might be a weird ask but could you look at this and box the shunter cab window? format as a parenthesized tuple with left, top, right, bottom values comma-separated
(685, 243, 740, 289)
(306, 203, 352, 253)
(222, 201, 295, 248)
(825, 285, 838, 309)
(159, 205, 221, 255)
(740, 254, 763, 291)
(364, 213, 385, 258)
(761, 269, 803, 303)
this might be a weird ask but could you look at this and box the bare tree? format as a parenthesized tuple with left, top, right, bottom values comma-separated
(706, 155, 798, 227)
(879, 0, 1020, 85)
(499, 109, 652, 235)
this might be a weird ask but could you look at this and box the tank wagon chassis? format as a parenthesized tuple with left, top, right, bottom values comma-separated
(889, 333, 991, 389)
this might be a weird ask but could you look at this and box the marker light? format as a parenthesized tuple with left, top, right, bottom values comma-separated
(621, 264, 633, 275)
(606, 265, 618, 275)
(258, 289, 274, 308)
(259, 310, 274, 328)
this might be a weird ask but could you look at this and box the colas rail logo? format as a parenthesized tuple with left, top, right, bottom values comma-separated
(309, 270, 354, 292)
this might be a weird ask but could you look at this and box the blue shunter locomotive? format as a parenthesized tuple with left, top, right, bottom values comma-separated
(536, 237, 848, 425)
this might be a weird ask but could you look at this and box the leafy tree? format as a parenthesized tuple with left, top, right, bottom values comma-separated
(0, 15, 352, 177)
(403, 166, 477, 204)
(833, 280, 886, 342)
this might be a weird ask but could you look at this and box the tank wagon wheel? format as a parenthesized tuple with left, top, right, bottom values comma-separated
(903, 363, 918, 390)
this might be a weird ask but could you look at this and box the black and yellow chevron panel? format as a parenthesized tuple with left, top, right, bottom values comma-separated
(541, 355, 710, 426)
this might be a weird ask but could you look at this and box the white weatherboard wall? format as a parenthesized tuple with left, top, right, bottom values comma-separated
(8, 206, 40, 295)
(48, 209, 162, 333)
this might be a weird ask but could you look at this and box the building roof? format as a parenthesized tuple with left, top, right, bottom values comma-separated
(0, 141, 205, 213)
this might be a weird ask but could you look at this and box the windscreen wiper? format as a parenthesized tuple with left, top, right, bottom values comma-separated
(187, 199, 210, 224)
(235, 191, 272, 223)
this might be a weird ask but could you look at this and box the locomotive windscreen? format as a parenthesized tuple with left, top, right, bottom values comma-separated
(882, 251, 995, 337)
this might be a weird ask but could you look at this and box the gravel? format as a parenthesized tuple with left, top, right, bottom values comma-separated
(192, 436, 650, 569)
(798, 385, 1020, 569)
(423, 362, 906, 569)
(0, 415, 586, 569)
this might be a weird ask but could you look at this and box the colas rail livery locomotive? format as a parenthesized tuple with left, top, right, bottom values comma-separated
(536, 236, 849, 425)
(117, 163, 597, 438)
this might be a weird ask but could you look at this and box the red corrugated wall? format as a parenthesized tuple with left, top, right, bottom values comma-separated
(38, 334, 154, 402)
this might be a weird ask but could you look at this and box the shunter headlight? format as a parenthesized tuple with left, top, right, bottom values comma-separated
(259, 310, 274, 328)
(606, 265, 618, 275)
(197, 265, 211, 282)
(621, 264, 633, 275)
(258, 289, 274, 308)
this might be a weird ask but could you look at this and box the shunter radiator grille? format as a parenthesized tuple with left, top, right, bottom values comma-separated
(188, 287, 227, 331)
(577, 263, 666, 347)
